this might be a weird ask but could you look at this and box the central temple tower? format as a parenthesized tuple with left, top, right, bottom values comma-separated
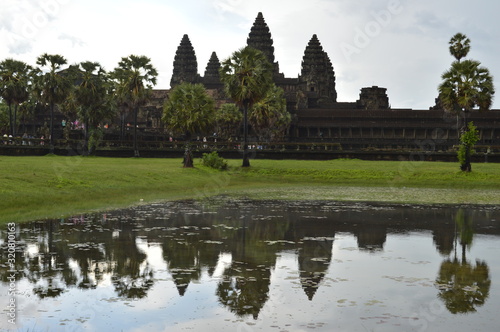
(246, 12, 282, 78)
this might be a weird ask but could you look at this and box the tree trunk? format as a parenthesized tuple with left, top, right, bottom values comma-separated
(83, 119, 89, 156)
(183, 132, 193, 168)
(460, 110, 471, 172)
(120, 112, 125, 141)
(49, 102, 55, 154)
(13, 103, 18, 137)
(183, 143, 193, 168)
(8, 102, 13, 137)
(242, 103, 250, 167)
(461, 145, 472, 172)
(133, 106, 139, 157)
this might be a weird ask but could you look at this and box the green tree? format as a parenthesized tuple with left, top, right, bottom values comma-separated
(0, 59, 32, 137)
(449, 33, 470, 62)
(216, 103, 242, 140)
(438, 34, 494, 172)
(436, 208, 491, 314)
(249, 84, 291, 142)
(163, 82, 216, 167)
(220, 47, 273, 167)
(457, 121, 480, 172)
(112, 55, 157, 157)
(73, 61, 115, 155)
(33, 54, 73, 153)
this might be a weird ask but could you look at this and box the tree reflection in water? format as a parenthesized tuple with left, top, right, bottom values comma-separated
(1, 200, 499, 325)
(216, 261, 271, 319)
(435, 208, 491, 314)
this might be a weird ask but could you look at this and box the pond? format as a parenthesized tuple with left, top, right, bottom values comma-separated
(1, 198, 500, 332)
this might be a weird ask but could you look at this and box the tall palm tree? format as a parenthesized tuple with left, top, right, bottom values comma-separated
(438, 59, 494, 171)
(112, 55, 157, 157)
(163, 82, 216, 167)
(33, 54, 73, 153)
(0, 59, 32, 137)
(449, 33, 470, 62)
(249, 84, 291, 142)
(219, 47, 273, 167)
(73, 61, 114, 155)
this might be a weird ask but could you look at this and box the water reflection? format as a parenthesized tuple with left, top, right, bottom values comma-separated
(436, 208, 491, 314)
(1, 199, 500, 330)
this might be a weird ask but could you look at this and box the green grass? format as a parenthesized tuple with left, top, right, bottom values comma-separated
(1, 156, 499, 224)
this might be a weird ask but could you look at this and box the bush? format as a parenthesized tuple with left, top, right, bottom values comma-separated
(88, 128, 103, 155)
(457, 121, 479, 169)
(201, 151, 228, 170)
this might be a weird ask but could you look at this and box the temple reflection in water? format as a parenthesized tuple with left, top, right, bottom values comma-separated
(1, 199, 499, 324)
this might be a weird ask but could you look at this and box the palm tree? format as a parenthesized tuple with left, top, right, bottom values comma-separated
(438, 59, 494, 171)
(0, 59, 32, 137)
(219, 47, 273, 167)
(33, 54, 73, 153)
(163, 82, 216, 167)
(449, 33, 470, 62)
(249, 84, 291, 142)
(215, 103, 242, 140)
(73, 61, 114, 155)
(112, 55, 157, 157)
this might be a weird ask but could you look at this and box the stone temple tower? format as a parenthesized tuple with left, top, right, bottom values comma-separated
(170, 34, 200, 87)
(300, 34, 337, 106)
(247, 12, 282, 78)
(203, 51, 222, 89)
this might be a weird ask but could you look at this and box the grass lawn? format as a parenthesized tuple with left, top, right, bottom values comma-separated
(1, 155, 499, 224)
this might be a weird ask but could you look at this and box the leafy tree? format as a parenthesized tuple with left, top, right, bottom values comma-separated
(220, 47, 273, 167)
(163, 82, 216, 167)
(449, 33, 470, 62)
(0, 59, 32, 137)
(249, 84, 291, 142)
(457, 122, 479, 171)
(438, 34, 494, 172)
(33, 54, 73, 152)
(72, 61, 115, 155)
(215, 103, 242, 140)
(112, 55, 157, 157)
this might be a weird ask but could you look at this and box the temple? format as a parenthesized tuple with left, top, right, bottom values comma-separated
(168, 13, 340, 111)
(148, 12, 499, 150)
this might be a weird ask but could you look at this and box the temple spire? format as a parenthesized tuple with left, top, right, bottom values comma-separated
(203, 51, 222, 88)
(247, 12, 280, 76)
(204, 52, 220, 79)
(300, 34, 337, 103)
(170, 34, 199, 87)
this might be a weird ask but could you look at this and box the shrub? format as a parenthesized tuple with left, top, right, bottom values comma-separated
(457, 121, 479, 169)
(88, 128, 103, 155)
(201, 151, 228, 170)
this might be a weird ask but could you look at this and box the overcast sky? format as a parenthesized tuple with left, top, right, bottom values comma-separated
(1, 0, 498, 109)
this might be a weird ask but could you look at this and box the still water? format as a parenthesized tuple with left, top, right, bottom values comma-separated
(1, 199, 500, 332)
